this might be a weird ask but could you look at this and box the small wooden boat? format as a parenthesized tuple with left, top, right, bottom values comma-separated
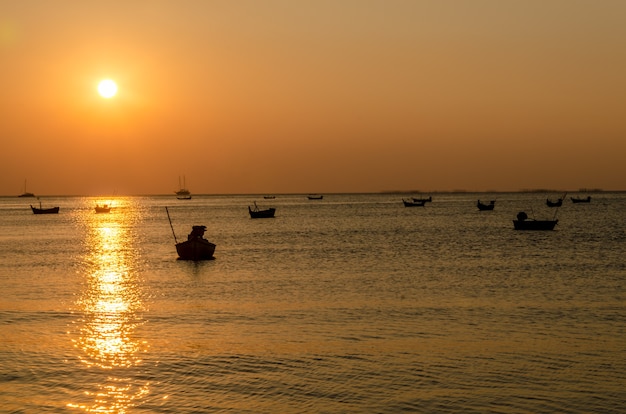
(31, 202, 59, 215)
(403, 199, 426, 207)
(307, 195, 323, 200)
(176, 236, 216, 260)
(412, 196, 432, 203)
(175, 225, 216, 260)
(513, 211, 557, 230)
(571, 196, 591, 203)
(477, 200, 495, 211)
(546, 198, 563, 207)
(166, 207, 216, 260)
(95, 204, 111, 213)
(249, 202, 276, 218)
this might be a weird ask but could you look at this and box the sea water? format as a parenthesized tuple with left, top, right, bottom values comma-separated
(0, 193, 625, 413)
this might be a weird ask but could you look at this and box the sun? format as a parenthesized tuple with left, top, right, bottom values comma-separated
(97, 79, 118, 99)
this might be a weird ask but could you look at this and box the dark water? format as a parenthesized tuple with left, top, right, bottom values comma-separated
(1, 193, 625, 413)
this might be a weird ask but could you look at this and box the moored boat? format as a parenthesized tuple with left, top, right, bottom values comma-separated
(95, 204, 111, 213)
(248, 202, 276, 218)
(175, 176, 192, 200)
(571, 196, 591, 203)
(307, 194, 323, 200)
(477, 199, 495, 211)
(18, 180, 35, 197)
(165, 207, 215, 260)
(513, 211, 557, 230)
(403, 199, 426, 207)
(546, 198, 563, 207)
(31, 203, 59, 215)
(175, 225, 216, 260)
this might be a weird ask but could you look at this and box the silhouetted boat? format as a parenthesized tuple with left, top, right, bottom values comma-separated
(175, 176, 192, 200)
(571, 196, 591, 203)
(513, 211, 557, 230)
(546, 198, 563, 207)
(412, 196, 432, 203)
(477, 200, 495, 211)
(31, 201, 59, 215)
(263, 195, 275, 199)
(165, 207, 215, 260)
(18, 180, 35, 197)
(95, 204, 111, 213)
(403, 199, 426, 207)
(308, 195, 323, 200)
(248, 202, 276, 218)
(175, 226, 216, 260)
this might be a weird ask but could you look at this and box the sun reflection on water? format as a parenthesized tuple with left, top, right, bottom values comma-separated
(69, 200, 150, 412)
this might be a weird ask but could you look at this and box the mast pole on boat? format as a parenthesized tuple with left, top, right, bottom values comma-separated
(553, 192, 566, 221)
(165, 207, 178, 244)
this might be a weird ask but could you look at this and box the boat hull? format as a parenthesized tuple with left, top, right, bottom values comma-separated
(513, 220, 558, 230)
(175, 238, 216, 260)
(403, 199, 425, 207)
(95, 206, 111, 213)
(546, 199, 562, 207)
(31, 206, 59, 214)
(477, 200, 495, 211)
(249, 207, 276, 218)
(571, 196, 591, 203)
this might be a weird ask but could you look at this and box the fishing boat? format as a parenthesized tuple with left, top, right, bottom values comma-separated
(403, 199, 426, 207)
(307, 194, 323, 200)
(546, 198, 563, 207)
(513, 211, 558, 230)
(263, 195, 275, 199)
(95, 204, 111, 213)
(31, 201, 59, 215)
(571, 196, 591, 203)
(477, 200, 495, 211)
(248, 202, 276, 218)
(175, 176, 192, 200)
(175, 226, 216, 260)
(166, 208, 216, 260)
(412, 196, 432, 203)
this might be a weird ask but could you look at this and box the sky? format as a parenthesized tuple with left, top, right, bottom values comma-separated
(1, 0, 625, 196)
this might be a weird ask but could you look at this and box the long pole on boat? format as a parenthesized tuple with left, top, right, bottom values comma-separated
(165, 207, 178, 244)
(552, 192, 567, 221)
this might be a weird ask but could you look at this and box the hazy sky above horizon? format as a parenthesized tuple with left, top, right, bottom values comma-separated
(2, 0, 625, 195)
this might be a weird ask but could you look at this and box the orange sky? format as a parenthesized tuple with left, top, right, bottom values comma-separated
(1, 1, 625, 195)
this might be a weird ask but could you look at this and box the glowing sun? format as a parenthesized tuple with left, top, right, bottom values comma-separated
(97, 79, 118, 98)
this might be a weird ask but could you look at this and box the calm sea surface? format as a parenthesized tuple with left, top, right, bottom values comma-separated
(1, 193, 625, 413)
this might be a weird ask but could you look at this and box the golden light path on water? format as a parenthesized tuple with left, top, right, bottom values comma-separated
(68, 199, 150, 412)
